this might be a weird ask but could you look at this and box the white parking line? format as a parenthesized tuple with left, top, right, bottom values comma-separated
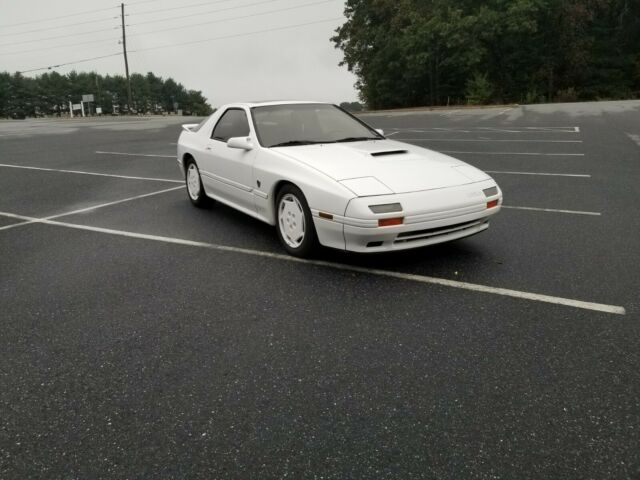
(95, 151, 175, 158)
(626, 133, 640, 147)
(387, 127, 581, 133)
(0, 186, 183, 233)
(502, 205, 600, 216)
(440, 150, 585, 156)
(397, 138, 582, 143)
(0, 132, 30, 137)
(0, 210, 625, 315)
(486, 170, 591, 178)
(0, 163, 182, 183)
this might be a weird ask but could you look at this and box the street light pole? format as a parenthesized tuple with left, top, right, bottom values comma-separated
(121, 3, 133, 113)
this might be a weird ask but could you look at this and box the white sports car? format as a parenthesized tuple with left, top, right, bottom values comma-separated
(177, 101, 502, 257)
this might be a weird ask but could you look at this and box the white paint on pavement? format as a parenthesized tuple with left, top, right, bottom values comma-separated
(0, 210, 625, 315)
(0, 163, 182, 183)
(502, 205, 600, 216)
(0, 186, 183, 232)
(95, 151, 175, 158)
(440, 150, 585, 156)
(626, 133, 640, 147)
(396, 138, 582, 143)
(387, 126, 580, 134)
(485, 170, 590, 178)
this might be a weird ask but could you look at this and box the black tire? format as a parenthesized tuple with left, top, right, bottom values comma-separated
(275, 184, 318, 258)
(184, 158, 211, 208)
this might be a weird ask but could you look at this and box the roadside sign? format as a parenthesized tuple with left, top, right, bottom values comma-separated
(82, 94, 94, 103)
(72, 104, 82, 110)
(96, 107, 103, 114)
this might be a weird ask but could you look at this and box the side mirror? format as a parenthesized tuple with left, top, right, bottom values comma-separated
(227, 136, 253, 150)
(375, 128, 385, 136)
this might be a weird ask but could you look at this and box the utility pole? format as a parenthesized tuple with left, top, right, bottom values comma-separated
(121, 3, 133, 113)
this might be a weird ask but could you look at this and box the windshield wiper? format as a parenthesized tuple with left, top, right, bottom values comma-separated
(269, 140, 322, 147)
(333, 136, 378, 143)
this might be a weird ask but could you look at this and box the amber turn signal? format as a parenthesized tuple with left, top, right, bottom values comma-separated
(378, 217, 404, 227)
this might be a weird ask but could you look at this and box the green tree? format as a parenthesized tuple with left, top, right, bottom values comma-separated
(0, 70, 213, 118)
(332, 0, 640, 108)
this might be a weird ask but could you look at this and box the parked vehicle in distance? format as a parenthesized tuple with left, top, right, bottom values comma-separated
(177, 101, 502, 257)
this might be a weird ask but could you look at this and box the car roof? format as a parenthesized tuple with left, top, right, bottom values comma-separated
(219, 100, 331, 109)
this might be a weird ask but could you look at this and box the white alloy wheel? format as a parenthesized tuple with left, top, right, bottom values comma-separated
(187, 163, 201, 200)
(278, 193, 306, 248)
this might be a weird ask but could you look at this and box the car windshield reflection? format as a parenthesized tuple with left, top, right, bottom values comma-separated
(252, 103, 381, 148)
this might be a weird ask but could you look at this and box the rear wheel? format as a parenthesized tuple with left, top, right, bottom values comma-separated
(185, 159, 211, 208)
(276, 185, 318, 258)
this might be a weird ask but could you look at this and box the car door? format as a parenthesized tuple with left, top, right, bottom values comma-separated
(198, 107, 256, 212)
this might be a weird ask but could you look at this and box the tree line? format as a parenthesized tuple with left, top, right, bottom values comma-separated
(332, 0, 640, 109)
(0, 71, 213, 118)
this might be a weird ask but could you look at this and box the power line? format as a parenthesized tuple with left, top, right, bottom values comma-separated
(128, 0, 277, 27)
(13, 17, 342, 74)
(0, 0, 301, 49)
(17, 52, 122, 74)
(0, 0, 289, 44)
(131, 17, 343, 53)
(124, 0, 163, 5)
(0, 5, 118, 29)
(128, 0, 235, 16)
(0, 16, 118, 38)
(0, 38, 119, 57)
(0, 26, 118, 48)
(127, 0, 335, 38)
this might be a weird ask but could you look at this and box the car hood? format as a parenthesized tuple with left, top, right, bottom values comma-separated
(272, 139, 490, 196)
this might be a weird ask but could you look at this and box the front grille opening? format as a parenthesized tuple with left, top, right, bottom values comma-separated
(370, 150, 408, 157)
(367, 241, 384, 248)
(394, 220, 488, 244)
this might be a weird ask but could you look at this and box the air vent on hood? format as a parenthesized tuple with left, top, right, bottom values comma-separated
(370, 150, 408, 157)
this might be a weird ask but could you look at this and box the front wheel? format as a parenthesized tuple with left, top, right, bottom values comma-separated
(185, 160, 211, 208)
(276, 185, 318, 258)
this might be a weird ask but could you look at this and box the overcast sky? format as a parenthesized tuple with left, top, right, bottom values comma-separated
(0, 0, 359, 106)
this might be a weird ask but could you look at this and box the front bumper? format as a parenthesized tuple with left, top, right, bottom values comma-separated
(340, 180, 501, 253)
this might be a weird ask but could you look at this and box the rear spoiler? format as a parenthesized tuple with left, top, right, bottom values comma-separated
(181, 123, 199, 132)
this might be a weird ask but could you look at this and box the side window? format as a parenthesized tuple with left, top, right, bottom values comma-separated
(211, 109, 250, 142)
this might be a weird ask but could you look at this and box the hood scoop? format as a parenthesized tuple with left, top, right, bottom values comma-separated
(370, 149, 408, 157)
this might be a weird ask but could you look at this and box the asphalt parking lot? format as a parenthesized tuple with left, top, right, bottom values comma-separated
(1, 101, 639, 479)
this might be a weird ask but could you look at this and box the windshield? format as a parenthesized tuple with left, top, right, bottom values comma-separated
(251, 104, 382, 147)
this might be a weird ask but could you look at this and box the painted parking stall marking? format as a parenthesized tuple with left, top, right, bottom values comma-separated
(0, 210, 626, 316)
(385, 126, 581, 134)
(0, 163, 182, 183)
(501, 205, 601, 216)
(394, 138, 582, 143)
(95, 151, 175, 158)
(439, 150, 584, 156)
(485, 170, 590, 178)
(0, 186, 182, 232)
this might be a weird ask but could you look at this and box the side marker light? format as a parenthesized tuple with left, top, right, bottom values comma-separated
(378, 217, 403, 227)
